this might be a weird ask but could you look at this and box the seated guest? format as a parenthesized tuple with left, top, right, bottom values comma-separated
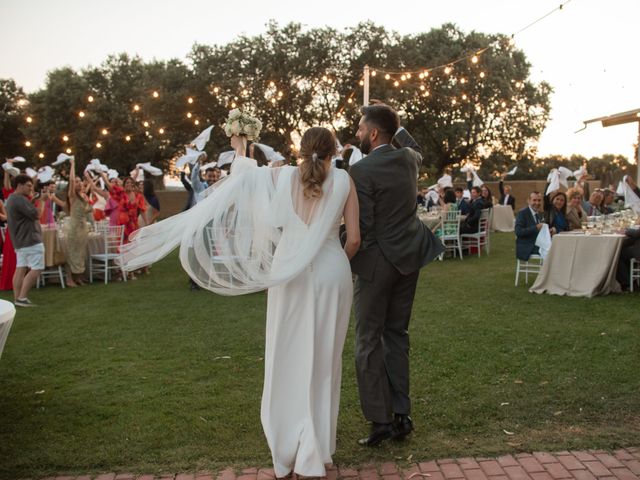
(499, 177, 516, 209)
(545, 191, 569, 235)
(454, 187, 470, 214)
(416, 187, 428, 207)
(616, 228, 640, 290)
(583, 190, 604, 217)
(480, 185, 493, 209)
(601, 189, 615, 214)
(442, 188, 458, 213)
(460, 186, 485, 234)
(515, 191, 544, 261)
(565, 189, 586, 230)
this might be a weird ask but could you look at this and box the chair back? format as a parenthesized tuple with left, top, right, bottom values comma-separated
(478, 209, 491, 233)
(94, 220, 109, 233)
(102, 225, 125, 255)
(441, 210, 460, 237)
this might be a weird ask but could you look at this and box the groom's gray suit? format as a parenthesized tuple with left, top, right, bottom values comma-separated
(349, 128, 444, 424)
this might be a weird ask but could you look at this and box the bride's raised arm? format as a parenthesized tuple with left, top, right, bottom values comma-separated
(343, 176, 361, 260)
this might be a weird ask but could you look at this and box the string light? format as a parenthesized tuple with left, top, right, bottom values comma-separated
(25, 141, 31, 147)
(444, 66, 452, 75)
(62, 135, 69, 142)
(231, 102, 237, 108)
(393, 81, 400, 87)
(242, 89, 248, 96)
(66, 148, 72, 154)
(152, 91, 159, 98)
(38, 153, 45, 159)
(158, 128, 165, 134)
(460, 78, 466, 84)
(187, 97, 193, 104)
(480, 72, 486, 78)
(78, 111, 85, 118)
(462, 94, 468, 100)
(143, 121, 149, 127)
(471, 55, 479, 64)
(187, 112, 192, 118)
(401, 74, 407, 81)
(26, 116, 33, 123)
(96, 142, 102, 148)
(194, 119, 200, 125)
(88, 95, 94, 102)
(17, 99, 26, 106)
(271, 98, 277, 104)
(101, 128, 108, 135)
(133, 104, 140, 111)
(371, 70, 377, 77)
(384, 74, 391, 80)
(125, 135, 131, 142)
(269, 81, 275, 87)
(359, 80, 364, 86)
(213, 87, 219, 93)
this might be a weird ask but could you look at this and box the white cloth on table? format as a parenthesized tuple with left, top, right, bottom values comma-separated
(535, 223, 552, 259)
(0, 300, 16, 360)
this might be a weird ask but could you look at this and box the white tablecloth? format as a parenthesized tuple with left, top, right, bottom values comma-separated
(530, 232, 625, 297)
(491, 205, 515, 232)
(0, 299, 16, 359)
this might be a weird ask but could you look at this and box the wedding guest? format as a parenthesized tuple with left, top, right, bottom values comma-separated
(37, 182, 66, 225)
(616, 228, 640, 290)
(190, 155, 221, 202)
(62, 160, 92, 287)
(0, 169, 17, 291)
(416, 187, 428, 207)
(480, 185, 493, 209)
(583, 190, 604, 216)
(499, 177, 516, 209)
(545, 191, 569, 235)
(515, 191, 544, 261)
(601, 189, 615, 214)
(5, 174, 45, 306)
(435, 189, 459, 237)
(454, 187, 470, 214)
(180, 167, 196, 211)
(565, 189, 586, 230)
(139, 180, 160, 227)
(460, 186, 484, 234)
(101, 169, 146, 243)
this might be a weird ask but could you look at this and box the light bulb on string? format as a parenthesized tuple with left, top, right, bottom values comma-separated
(371, 70, 377, 77)
(480, 72, 486, 79)
(277, 91, 283, 97)
(125, 135, 131, 142)
(384, 74, 391, 80)
(406, 73, 412, 79)
(423, 70, 429, 77)
(188, 97, 194, 104)
(96, 142, 102, 148)
(25, 141, 31, 147)
(133, 104, 140, 112)
(213, 86, 219, 93)
(101, 128, 108, 135)
(508, 36, 516, 46)
(444, 66, 452, 75)
(401, 74, 407, 81)
(359, 80, 364, 86)
(78, 111, 85, 118)
(424, 91, 430, 97)
(194, 120, 200, 125)
(88, 95, 94, 102)
(420, 85, 425, 91)
(38, 153, 44, 159)
(460, 78, 466, 84)
(347, 98, 353, 104)
(394, 81, 400, 87)
(322, 75, 328, 82)
(26, 116, 33, 123)
(501, 101, 507, 108)
(231, 102, 237, 108)
(152, 91, 159, 98)
(62, 135, 69, 142)
(471, 55, 479, 64)
(451, 99, 457, 105)
(462, 94, 468, 100)
(271, 98, 277, 104)
(269, 81, 275, 87)
(187, 112, 192, 118)
(242, 89, 248, 96)
(159, 128, 165, 135)
(66, 148, 72, 154)
(143, 121, 149, 127)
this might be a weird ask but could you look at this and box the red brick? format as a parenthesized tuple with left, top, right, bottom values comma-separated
(419, 462, 440, 473)
(487, 476, 509, 480)
(236, 475, 256, 480)
(340, 468, 359, 478)
(76, 476, 93, 480)
(623, 461, 640, 475)
(136, 475, 155, 480)
(616, 452, 637, 461)
(196, 475, 215, 480)
(479, 461, 505, 477)
(570, 470, 597, 480)
(381, 463, 399, 475)
(176, 475, 195, 480)
(544, 463, 572, 479)
(241, 470, 258, 475)
(157, 476, 176, 480)
(503, 466, 531, 480)
(519, 458, 546, 473)
(458, 459, 481, 470)
(439, 460, 457, 465)
(441, 464, 464, 479)
(530, 473, 553, 480)
(326, 470, 338, 480)
(382, 475, 402, 480)
(610, 468, 639, 480)
(95, 475, 117, 480)
(571, 452, 598, 462)
(402, 465, 421, 480)
(256, 469, 274, 480)
(516, 455, 534, 459)
(498, 457, 520, 468)
(426, 472, 445, 480)
(596, 455, 626, 469)
(359, 468, 379, 480)
(583, 461, 613, 477)
(217, 469, 236, 480)
(534, 454, 558, 465)
(116, 475, 136, 480)
(55, 477, 75, 480)
(464, 469, 488, 480)
(556, 455, 586, 471)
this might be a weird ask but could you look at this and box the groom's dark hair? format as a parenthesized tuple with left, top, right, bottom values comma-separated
(360, 104, 400, 142)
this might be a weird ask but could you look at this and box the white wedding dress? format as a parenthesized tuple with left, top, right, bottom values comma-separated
(120, 158, 353, 477)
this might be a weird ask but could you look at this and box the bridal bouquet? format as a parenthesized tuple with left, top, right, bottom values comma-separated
(224, 109, 262, 141)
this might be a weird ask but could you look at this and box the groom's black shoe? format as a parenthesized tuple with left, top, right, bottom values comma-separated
(393, 414, 413, 440)
(358, 422, 397, 447)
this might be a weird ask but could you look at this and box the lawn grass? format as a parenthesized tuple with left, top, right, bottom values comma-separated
(0, 232, 638, 478)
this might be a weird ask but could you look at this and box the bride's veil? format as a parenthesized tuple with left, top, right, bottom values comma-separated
(120, 156, 350, 295)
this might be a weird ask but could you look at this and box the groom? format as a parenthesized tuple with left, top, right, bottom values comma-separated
(349, 103, 444, 446)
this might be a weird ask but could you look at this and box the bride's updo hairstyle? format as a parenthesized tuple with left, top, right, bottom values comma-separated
(299, 127, 336, 199)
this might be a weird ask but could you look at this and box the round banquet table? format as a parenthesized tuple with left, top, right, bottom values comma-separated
(491, 205, 515, 232)
(0, 299, 16, 359)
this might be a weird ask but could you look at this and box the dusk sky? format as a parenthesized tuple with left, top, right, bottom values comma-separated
(1, 0, 638, 161)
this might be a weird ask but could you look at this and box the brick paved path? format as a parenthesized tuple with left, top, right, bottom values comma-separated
(38, 447, 640, 480)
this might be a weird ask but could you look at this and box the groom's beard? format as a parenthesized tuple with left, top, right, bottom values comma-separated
(360, 137, 372, 155)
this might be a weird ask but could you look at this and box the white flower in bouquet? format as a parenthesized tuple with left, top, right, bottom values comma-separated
(224, 110, 262, 141)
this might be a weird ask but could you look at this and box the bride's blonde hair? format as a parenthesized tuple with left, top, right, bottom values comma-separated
(299, 127, 336, 199)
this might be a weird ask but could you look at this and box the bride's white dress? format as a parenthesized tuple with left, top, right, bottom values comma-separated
(262, 169, 352, 477)
(120, 159, 353, 477)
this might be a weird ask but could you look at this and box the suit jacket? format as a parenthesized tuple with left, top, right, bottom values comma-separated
(515, 206, 541, 260)
(350, 132, 444, 279)
(498, 181, 516, 209)
(462, 197, 485, 232)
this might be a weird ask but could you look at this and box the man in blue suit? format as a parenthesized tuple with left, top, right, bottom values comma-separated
(515, 191, 544, 260)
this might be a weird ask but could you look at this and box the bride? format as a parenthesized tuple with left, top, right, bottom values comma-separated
(121, 126, 360, 478)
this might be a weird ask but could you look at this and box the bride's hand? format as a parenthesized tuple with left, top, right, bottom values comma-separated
(230, 135, 247, 157)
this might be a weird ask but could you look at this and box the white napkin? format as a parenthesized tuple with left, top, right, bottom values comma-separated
(462, 189, 471, 199)
(461, 165, 483, 187)
(137, 162, 163, 176)
(2, 163, 20, 177)
(175, 147, 204, 169)
(505, 166, 518, 176)
(107, 169, 119, 180)
(25, 167, 37, 178)
(426, 190, 440, 205)
(11, 156, 26, 163)
(200, 161, 218, 171)
(437, 174, 453, 188)
(573, 165, 587, 179)
(535, 223, 552, 260)
(131, 168, 145, 182)
(616, 180, 625, 196)
(558, 167, 572, 187)
(253, 143, 285, 162)
(217, 151, 236, 168)
(546, 169, 560, 196)
(190, 126, 213, 151)
(52, 153, 73, 166)
(37, 166, 54, 183)
(346, 146, 364, 166)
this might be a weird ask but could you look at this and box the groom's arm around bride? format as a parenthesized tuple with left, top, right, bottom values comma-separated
(349, 103, 444, 447)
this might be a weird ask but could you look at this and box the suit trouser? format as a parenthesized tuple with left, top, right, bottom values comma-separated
(354, 255, 419, 424)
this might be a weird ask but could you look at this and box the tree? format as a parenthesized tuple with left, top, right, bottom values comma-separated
(0, 78, 28, 159)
